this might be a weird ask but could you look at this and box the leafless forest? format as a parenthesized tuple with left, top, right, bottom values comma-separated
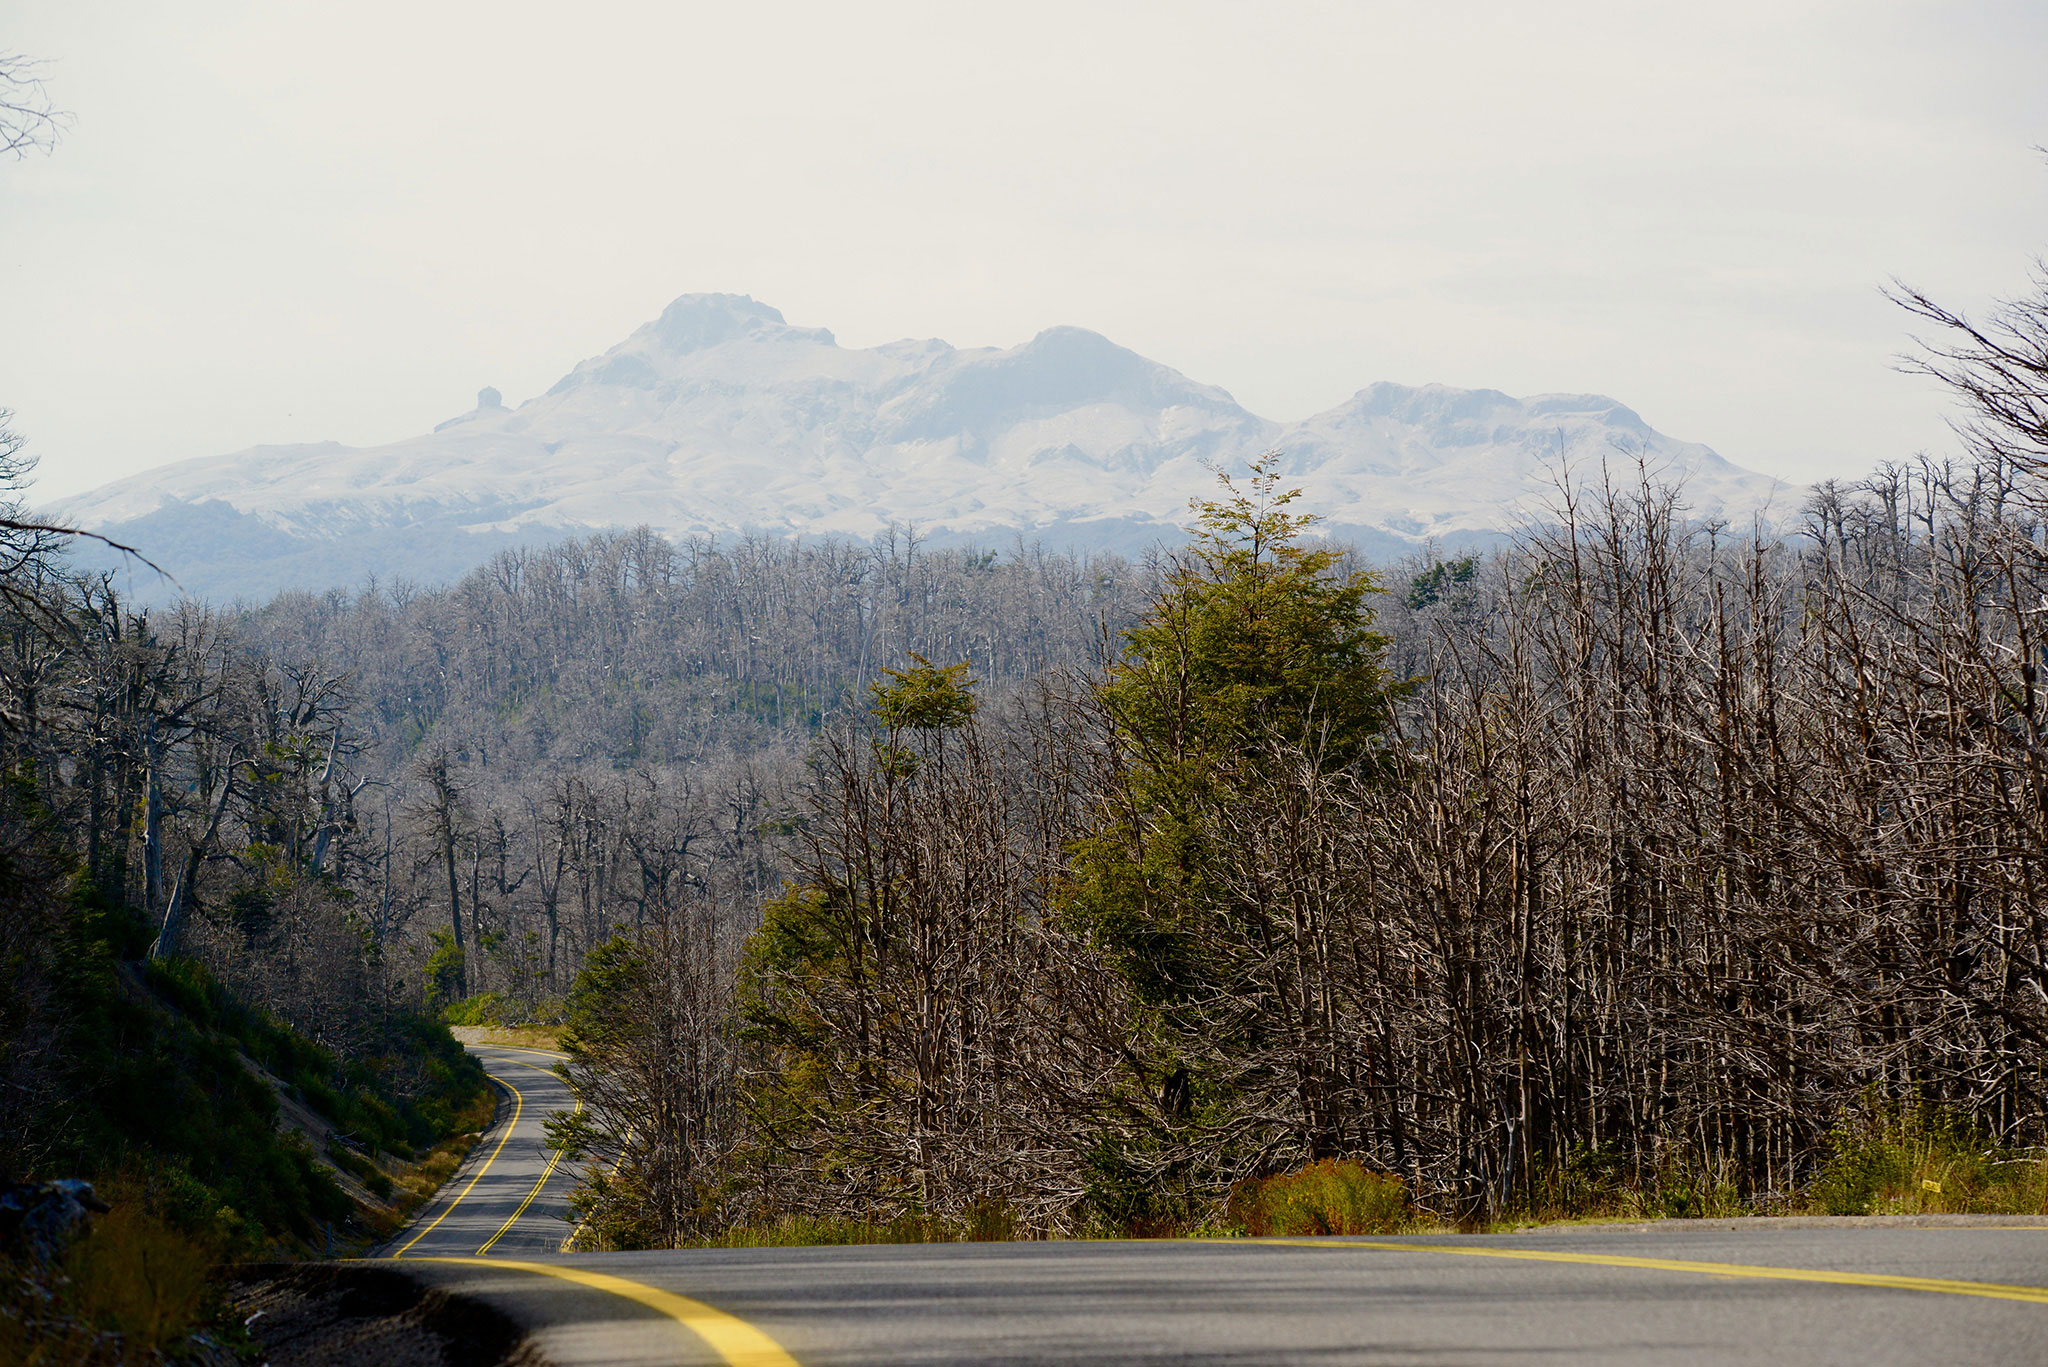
(10, 274, 2048, 1241)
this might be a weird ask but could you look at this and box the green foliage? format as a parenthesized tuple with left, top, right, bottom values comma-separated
(1070, 458, 1396, 1002)
(686, 1212, 960, 1248)
(1500, 1142, 1742, 1225)
(553, 937, 665, 1249)
(59, 1202, 217, 1350)
(0, 1182, 225, 1362)
(1811, 1098, 2048, 1216)
(442, 990, 515, 1027)
(866, 655, 977, 779)
(1228, 1159, 1410, 1236)
(554, 928, 743, 1249)
(1404, 553, 1478, 610)
(8, 922, 487, 1268)
(554, 1151, 663, 1252)
(1527, 1140, 1640, 1219)
(676, 1199, 1016, 1248)
(327, 1136, 396, 1199)
(1063, 458, 1400, 1212)
(733, 885, 859, 1163)
(424, 930, 467, 1011)
(1081, 1133, 1199, 1236)
(560, 934, 649, 1056)
(870, 654, 977, 732)
(1105, 457, 1392, 769)
(38, 952, 332, 1247)
(1642, 1153, 1743, 1221)
(145, 956, 483, 1158)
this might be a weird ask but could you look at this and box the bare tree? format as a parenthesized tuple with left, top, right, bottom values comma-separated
(0, 52, 66, 160)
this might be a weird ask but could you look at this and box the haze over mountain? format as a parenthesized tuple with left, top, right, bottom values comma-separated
(52, 294, 1788, 601)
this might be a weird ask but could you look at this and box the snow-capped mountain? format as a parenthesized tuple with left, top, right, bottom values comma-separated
(51, 294, 1788, 600)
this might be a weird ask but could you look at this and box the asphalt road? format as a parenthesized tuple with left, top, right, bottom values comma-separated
(383, 1043, 581, 1261)
(384, 1051, 2048, 1365)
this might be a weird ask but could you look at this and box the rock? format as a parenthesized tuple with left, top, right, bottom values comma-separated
(0, 1178, 111, 1264)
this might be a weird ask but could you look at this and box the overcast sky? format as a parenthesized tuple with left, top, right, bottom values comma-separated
(6, 1, 2048, 501)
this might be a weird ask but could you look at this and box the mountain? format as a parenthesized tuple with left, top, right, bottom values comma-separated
(50, 294, 1788, 601)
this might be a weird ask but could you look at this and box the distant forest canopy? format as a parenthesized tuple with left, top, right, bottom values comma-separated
(14, 260, 2048, 1243)
(229, 528, 1166, 998)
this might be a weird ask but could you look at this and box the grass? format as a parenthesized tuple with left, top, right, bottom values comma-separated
(0, 1169, 264, 1365)
(688, 1213, 959, 1248)
(0, 947, 494, 1360)
(1811, 1102, 2048, 1216)
(448, 1022, 566, 1052)
(380, 1086, 496, 1238)
(1227, 1160, 1412, 1236)
(680, 1198, 1021, 1249)
(575, 1098, 2048, 1254)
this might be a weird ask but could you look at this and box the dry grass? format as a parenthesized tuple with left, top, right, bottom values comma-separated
(449, 1024, 565, 1052)
(1227, 1160, 1412, 1236)
(0, 1176, 237, 1365)
(384, 1090, 495, 1235)
(58, 1203, 215, 1349)
(391, 1134, 478, 1210)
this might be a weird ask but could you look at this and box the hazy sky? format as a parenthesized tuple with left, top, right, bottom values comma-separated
(6, 1, 2048, 501)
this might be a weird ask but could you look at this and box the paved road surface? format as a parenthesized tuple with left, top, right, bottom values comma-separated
(384, 1051, 2048, 1364)
(383, 1043, 580, 1261)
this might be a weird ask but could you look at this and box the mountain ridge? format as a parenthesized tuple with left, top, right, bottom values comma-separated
(51, 293, 1789, 600)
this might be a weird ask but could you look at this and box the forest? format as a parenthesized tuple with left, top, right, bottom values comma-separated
(10, 265, 2048, 1278)
(0, 418, 497, 1359)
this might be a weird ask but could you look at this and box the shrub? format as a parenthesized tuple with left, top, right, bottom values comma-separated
(688, 1212, 959, 1248)
(443, 991, 514, 1027)
(1229, 1159, 1409, 1236)
(963, 1197, 1017, 1242)
(1812, 1099, 2048, 1216)
(58, 1200, 216, 1351)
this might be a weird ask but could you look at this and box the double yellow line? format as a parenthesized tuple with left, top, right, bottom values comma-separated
(389, 1067, 525, 1258)
(475, 1057, 578, 1256)
(393, 1051, 2048, 1367)
(386, 1044, 799, 1364)
(393, 1047, 569, 1259)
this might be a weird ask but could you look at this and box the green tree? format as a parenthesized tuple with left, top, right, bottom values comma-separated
(1067, 455, 1399, 1213)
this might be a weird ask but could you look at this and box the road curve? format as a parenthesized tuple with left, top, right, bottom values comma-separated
(382, 1043, 580, 1261)
(382, 1064, 2048, 1364)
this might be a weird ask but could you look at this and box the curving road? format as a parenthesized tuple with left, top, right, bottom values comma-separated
(383, 1054, 2048, 1365)
(383, 1043, 581, 1261)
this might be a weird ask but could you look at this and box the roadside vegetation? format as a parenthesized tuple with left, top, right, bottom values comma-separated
(0, 456, 491, 1361)
(543, 254, 2048, 1248)
(12, 207, 2048, 1345)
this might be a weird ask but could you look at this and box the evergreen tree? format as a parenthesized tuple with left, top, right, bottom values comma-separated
(1068, 455, 1399, 1207)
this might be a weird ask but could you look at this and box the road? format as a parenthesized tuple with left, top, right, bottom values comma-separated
(384, 1050, 2048, 1365)
(384, 1042, 582, 1261)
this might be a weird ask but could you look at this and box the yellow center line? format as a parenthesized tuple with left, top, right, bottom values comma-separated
(483, 1053, 566, 1078)
(474, 1051, 594, 1254)
(411, 1256, 799, 1366)
(391, 1070, 522, 1258)
(475, 1041, 572, 1060)
(1240, 1237, 2048, 1305)
(475, 1096, 580, 1256)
